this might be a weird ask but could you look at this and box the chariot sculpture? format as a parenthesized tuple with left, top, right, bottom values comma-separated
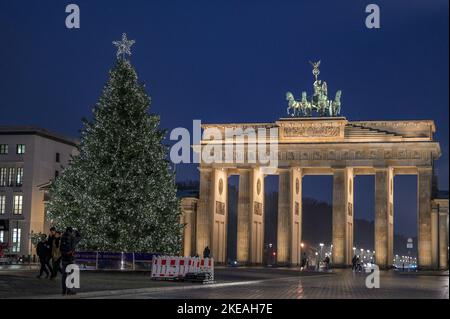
(286, 61, 342, 117)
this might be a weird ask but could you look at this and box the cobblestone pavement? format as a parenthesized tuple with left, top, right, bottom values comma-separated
(100, 269, 449, 299)
(0, 266, 323, 298)
(1, 266, 448, 299)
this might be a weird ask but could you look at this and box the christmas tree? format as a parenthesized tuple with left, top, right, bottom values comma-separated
(47, 34, 182, 254)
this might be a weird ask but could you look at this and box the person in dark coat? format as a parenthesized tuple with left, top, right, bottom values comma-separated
(36, 235, 52, 278)
(60, 227, 81, 295)
(47, 227, 56, 251)
(301, 252, 307, 269)
(50, 231, 62, 279)
(323, 255, 331, 270)
(203, 246, 211, 258)
(352, 255, 357, 271)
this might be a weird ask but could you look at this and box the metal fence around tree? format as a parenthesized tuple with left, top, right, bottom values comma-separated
(75, 252, 158, 271)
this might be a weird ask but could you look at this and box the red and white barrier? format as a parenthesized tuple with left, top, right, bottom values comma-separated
(151, 256, 214, 280)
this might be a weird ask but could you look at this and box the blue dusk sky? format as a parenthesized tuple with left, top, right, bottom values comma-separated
(0, 0, 448, 237)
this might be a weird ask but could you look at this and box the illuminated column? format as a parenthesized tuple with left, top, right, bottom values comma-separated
(237, 169, 251, 263)
(237, 168, 265, 264)
(196, 168, 213, 256)
(211, 168, 228, 263)
(332, 167, 354, 267)
(374, 167, 394, 269)
(438, 207, 449, 270)
(431, 203, 439, 269)
(418, 167, 433, 269)
(180, 198, 198, 257)
(250, 168, 265, 264)
(277, 168, 302, 266)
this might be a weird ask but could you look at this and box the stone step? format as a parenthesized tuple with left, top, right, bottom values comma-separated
(345, 124, 402, 139)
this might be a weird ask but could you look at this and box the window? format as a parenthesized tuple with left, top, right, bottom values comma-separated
(54, 170, 59, 178)
(0, 230, 4, 243)
(56, 152, 60, 163)
(16, 144, 25, 154)
(13, 194, 23, 215)
(16, 167, 23, 186)
(0, 195, 5, 214)
(0, 144, 8, 154)
(12, 228, 21, 252)
(0, 168, 6, 187)
(8, 168, 15, 186)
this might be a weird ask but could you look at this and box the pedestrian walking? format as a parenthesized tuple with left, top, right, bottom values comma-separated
(47, 227, 56, 251)
(203, 246, 210, 258)
(36, 235, 52, 278)
(301, 252, 307, 270)
(324, 255, 331, 270)
(352, 255, 357, 271)
(60, 227, 81, 295)
(50, 231, 62, 279)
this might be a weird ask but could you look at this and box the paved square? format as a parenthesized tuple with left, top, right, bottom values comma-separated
(1, 266, 447, 299)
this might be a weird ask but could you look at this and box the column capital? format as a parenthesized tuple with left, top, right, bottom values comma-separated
(198, 167, 213, 173)
(214, 167, 229, 174)
(331, 166, 347, 171)
(331, 167, 354, 175)
(373, 166, 394, 172)
(417, 166, 433, 173)
(289, 167, 303, 176)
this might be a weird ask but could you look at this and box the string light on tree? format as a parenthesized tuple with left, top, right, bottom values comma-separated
(47, 34, 182, 253)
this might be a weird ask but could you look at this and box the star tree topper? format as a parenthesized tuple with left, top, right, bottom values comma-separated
(113, 33, 135, 59)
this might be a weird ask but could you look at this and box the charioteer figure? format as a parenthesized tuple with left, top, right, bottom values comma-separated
(286, 60, 342, 118)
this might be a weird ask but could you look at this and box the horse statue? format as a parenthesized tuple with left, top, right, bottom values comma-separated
(287, 91, 312, 117)
(286, 91, 301, 117)
(331, 90, 342, 116)
(300, 91, 312, 116)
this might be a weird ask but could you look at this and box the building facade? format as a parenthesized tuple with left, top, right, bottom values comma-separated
(0, 126, 77, 256)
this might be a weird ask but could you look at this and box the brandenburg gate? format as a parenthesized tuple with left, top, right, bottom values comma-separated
(181, 62, 447, 270)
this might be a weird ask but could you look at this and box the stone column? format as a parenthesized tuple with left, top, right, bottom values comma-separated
(237, 168, 266, 265)
(196, 168, 213, 255)
(237, 169, 251, 263)
(211, 168, 228, 263)
(180, 198, 198, 257)
(418, 167, 433, 269)
(431, 204, 439, 269)
(277, 168, 302, 266)
(291, 168, 302, 266)
(439, 208, 449, 270)
(332, 168, 354, 267)
(374, 167, 394, 269)
(250, 168, 265, 264)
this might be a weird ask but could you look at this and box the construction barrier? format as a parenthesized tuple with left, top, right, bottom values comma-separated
(151, 256, 214, 281)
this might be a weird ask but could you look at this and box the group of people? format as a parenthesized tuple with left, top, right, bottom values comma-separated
(36, 226, 81, 295)
(300, 252, 331, 271)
